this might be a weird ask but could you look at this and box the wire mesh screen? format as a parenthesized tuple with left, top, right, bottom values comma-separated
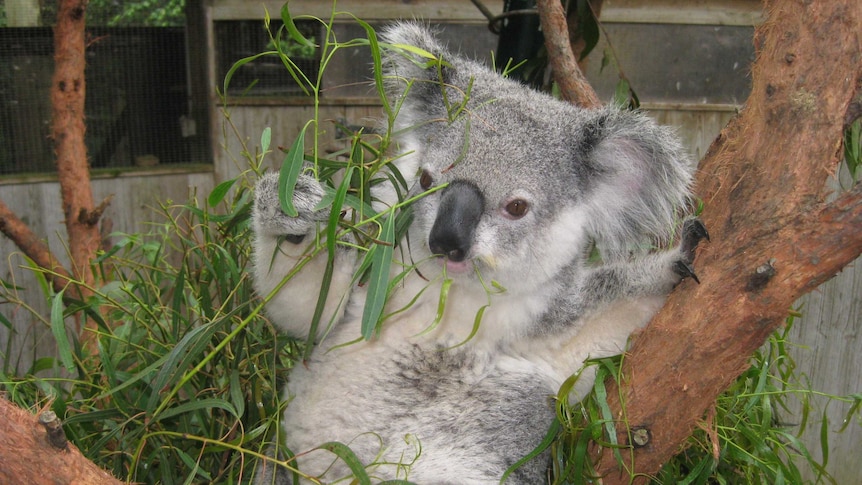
(216, 20, 320, 97)
(0, 27, 205, 176)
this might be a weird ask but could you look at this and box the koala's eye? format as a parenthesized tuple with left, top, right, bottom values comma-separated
(419, 170, 433, 190)
(504, 199, 529, 218)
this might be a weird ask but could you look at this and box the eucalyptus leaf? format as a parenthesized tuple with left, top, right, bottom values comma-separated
(280, 2, 316, 49)
(279, 124, 308, 217)
(50, 288, 76, 373)
(317, 442, 372, 485)
(208, 178, 238, 207)
(361, 211, 395, 340)
(261, 126, 272, 154)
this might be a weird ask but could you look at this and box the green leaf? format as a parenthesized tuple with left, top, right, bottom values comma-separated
(28, 356, 58, 375)
(175, 447, 212, 482)
(570, 420, 595, 485)
(303, 166, 354, 357)
(316, 442, 371, 485)
(280, 2, 316, 49)
(435, 278, 453, 329)
(445, 302, 487, 349)
(223, 51, 278, 95)
(354, 18, 391, 117)
(95, 352, 169, 400)
(318, 185, 376, 219)
(839, 393, 862, 432)
(155, 398, 239, 422)
(261, 126, 272, 154)
(326, 165, 353, 255)
(361, 210, 396, 340)
(576, 0, 600, 61)
(170, 264, 187, 333)
(279, 124, 308, 217)
(819, 410, 830, 468)
(500, 418, 560, 484)
(50, 288, 76, 373)
(62, 408, 124, 426)
(208, 178, 238, 207)
(844, 120, 860, 180)
(613, 78, 631, 107)
(229, 369, 245, 417)
(677, 455, 713, 485)
(146, 321, 222, 413)
(0, 310, 12, 330)
(388, 43, 438, 60)
(599, 49, 612, 74)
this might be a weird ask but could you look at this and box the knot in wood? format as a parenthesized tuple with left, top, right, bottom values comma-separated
(38, 410, 68, 450)
(746, 258, 777, 292)
(631, 426, 651, 448)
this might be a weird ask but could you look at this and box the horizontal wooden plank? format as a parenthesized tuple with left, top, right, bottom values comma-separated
(211, 0, 503, 22)
(0, 164, 214, 186)
(602, 6, 763, 26)
(210, 0, 763, 26)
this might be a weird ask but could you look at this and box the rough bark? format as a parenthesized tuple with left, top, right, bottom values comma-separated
(535, 0, 601, 108)
(0, 398, 122, 485)
(584, 1, 862, 482)
(50, 0, 104, 344)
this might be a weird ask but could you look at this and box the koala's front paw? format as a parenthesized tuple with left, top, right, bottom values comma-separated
(672, 218, 709, 284)
(253, 171, 328, 244)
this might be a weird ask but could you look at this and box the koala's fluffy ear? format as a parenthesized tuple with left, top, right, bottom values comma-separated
(379, 23, 463, 131)
(580, 108, 694, 260)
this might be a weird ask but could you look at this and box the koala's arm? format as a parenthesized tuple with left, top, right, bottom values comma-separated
(576, 218, 708, 311)
(252, 172, 354, 339)
(531, 219, 708, 401)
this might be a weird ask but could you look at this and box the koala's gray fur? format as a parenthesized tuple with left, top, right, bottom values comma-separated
(252, 22, 705, 485)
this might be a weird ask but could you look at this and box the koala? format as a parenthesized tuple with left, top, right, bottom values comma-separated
(252, 23, 707, 485)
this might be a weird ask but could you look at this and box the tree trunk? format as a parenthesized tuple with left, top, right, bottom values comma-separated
(587, 1, 862, 482)
(0, 398, 122, 484)
(0, 1, 111, 348)
(51, 0, 104, 346)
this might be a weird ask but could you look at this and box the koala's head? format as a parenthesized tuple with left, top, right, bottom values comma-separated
(380, 23, 693, 292)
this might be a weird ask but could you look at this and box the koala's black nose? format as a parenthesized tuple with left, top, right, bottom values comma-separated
(428, 180, 484, 262)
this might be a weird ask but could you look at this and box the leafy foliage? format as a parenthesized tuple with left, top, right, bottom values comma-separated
(1, 169, 296, 483)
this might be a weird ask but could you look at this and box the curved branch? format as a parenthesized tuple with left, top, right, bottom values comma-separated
(535, 0, 601, 108)
(0, 197, 74, 296)
(781, 183, 862, 295)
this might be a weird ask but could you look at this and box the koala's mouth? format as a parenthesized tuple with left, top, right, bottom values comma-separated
(438, 257, 472, 274)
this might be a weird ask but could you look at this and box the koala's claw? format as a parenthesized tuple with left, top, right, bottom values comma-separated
(680, 218, 709, 260)
(673, 260, 700, 284)
(672, 218, 708, 284)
